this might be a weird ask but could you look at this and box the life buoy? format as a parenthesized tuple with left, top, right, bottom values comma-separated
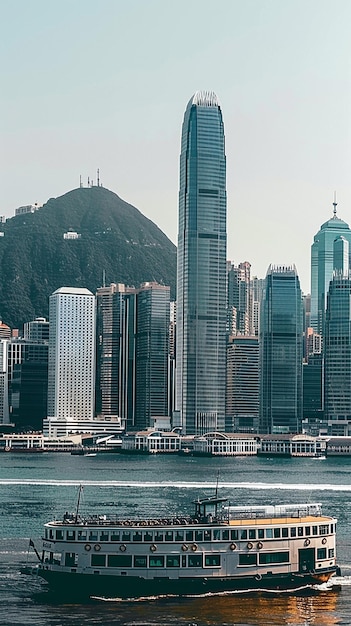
(94, 544, 101, 551)
(84, 544, 91, 551)
(191, 543, 198, 552)
(230, 543, 237, 551)
(304, 538, 310, 547)
(257, 541, 263, 549)
(119, 544, 126, 552)
(150, 544, 157, 552)
(322, 537, 327, 545)
(247, 542, 253, 550)
(4, 447, 10, 452)
(182, 543, 188, 551)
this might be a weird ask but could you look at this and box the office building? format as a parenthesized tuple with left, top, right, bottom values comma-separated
(226, 336, 259, 432)
(23, 317, 49, 342)
(260, 265, 303, 434)
(176, 90, 227, 434)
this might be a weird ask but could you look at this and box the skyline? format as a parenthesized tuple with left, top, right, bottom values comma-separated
(2, 0, 351, 293)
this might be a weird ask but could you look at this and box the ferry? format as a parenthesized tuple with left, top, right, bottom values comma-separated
(27, 491, 339, 598)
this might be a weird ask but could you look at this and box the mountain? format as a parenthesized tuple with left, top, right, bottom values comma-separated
(0, 186, 177, 330)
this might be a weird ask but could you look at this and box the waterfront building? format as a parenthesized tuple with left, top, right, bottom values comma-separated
(302, 355, 324, 435)
(324, 273, 351, 436)
(260, 265, 303, 434)
(0, 340, 9, 424)
(193, 432, 258, 456)
(226, 335, 259, 432)
(10, 342, 48, 431)
(46, 287, 96, 427)
(310, 201, 351, 334)
(176, 90, 227, 435)
(259, 434, 326, 457)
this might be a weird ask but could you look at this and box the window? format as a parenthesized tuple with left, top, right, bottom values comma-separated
(290, 528, 296, 538)
(328, 548, 335, 558)
(65, 552, 77, 566)
(100, 532, 109, 541)
(222, 530, 229, 540)
(110, 532, 120, 542)
(249, 529, 256, 540)
(154, 532, 164, 542)
(258, 529, 264, 539)
(266, 529, 273, 539)
(165, 532, 173, 542)
(185, 531, 194, 542)
(259, 552, 289, 565)
(312, 526, 318, 536)
(188, 554, 202, 567)
(317, 548, 327, 560)
(240, 529, 247, 540)
(213, 529, 220, 541)
(149, 556, 165, 568)
(78, 530, 87, 541)
(195, 530, 203, 542)
(91, 554, 106, 567)
(205, 554, 220, 567)
(121, 532, 131, 542)
(166, 555, 180, 567)
(107, 554, 132, 567)
(282, 528, 288, 538)
(175, 531, 184, 542)
(133, 532, 142, 542)
(204, 530, 211, 541)
(239, 554, 257, 566)
(319, 525, 329, 535)
(133, 556, 147, 567)
(144, 532, 153, 542)
(56, 530, 64, 540)
(304, 527, 311, 536)
(298, 528, 303, 537)
(67, 530, 76, 540)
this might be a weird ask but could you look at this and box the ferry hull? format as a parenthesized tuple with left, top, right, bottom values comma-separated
(36, 566, 338, 600)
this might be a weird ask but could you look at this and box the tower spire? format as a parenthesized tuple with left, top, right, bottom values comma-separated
(333, 191, 337, 218)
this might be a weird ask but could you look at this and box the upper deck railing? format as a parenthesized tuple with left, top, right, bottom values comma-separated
(226, 503, 323, 520)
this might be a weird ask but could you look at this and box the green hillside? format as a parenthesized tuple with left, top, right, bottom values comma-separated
(0, 186, 177, 330)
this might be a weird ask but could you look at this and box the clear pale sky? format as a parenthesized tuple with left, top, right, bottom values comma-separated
(1, 0, 351, 293)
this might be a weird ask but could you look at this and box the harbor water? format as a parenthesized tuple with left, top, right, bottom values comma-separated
(1, 452, 351, 625)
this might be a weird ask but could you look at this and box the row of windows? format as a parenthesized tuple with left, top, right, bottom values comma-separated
(49, 523, 333, 543)
(89, 553, 220, 569)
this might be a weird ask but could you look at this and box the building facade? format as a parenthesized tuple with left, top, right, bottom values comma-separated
(260, 265, 303, 434)
(47, 287, 96, 423)
(176, 90, 227, 435)
(226, 335, 259, 432)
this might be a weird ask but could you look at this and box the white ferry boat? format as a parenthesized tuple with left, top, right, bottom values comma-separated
(28, 492, 339, 598)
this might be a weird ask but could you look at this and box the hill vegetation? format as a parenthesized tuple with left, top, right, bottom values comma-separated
(0, 186, 177, 330)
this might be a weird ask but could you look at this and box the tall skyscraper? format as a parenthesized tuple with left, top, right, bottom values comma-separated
(310, 202, 351, 334)
(176, 91, 227, 435)
(260, 265, 303, 434)
(324, 272, 351, 436)
(227, 261, 252, 336)
(226, 335, 259, 432)
(47, 287, 96, 423)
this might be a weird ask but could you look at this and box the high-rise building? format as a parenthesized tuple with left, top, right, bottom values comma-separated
(226, 336, 259, 432)
(227, 261, 252, 336)
(324, 272, 351, 436)
(260, 265, 303, 434)
(310, 202, 351, 334)
(23, 317, 49, 342)
(176, 91, 227, 435)
(47, 287, 96, 423)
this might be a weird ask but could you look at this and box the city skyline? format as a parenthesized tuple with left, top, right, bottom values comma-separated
(2, 0, 351, 294)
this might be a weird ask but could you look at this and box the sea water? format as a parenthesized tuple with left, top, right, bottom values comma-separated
(1, 452, 351, 626)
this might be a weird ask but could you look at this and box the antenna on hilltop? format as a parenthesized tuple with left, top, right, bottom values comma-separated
(97, 168, 100, 187)
(79, 174, 82, 188)
(333, 191, 338, 218)
(102, 269, 106, 287)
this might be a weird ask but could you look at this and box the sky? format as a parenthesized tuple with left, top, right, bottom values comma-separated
(1, 0, 351, 294)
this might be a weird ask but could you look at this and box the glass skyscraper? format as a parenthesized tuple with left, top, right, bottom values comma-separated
(310, 205, 351, 334)
(260, 265, 303, 434)
(176, 91, 227, 435)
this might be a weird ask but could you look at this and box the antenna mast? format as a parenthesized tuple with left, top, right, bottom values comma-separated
(333, 191, 337, 218)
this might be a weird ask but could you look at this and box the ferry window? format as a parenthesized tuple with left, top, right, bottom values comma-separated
(121, 531, 131, 542)
(143, 531, 153, 542)
(154, 532, 164, 542)
(67, 530, 76, 540)
(100, 532, 109, 541)
(231, 530, 239, 541)
(222, 530, 230, 541)
(110, 532, 120, 542)
(319, 525, 329, 535)
(204, 530, 211, 541)
(133, 556, 147, 567)
(213, 529, 221, 541)
(49, 529, 54, 540)
(188, 554, 202, 567)
(304, 527, 311, 537)
(165, 531, 173, 542)
(56, 530, 64, 540)
(312, 526, 318, 536)
(282, 528, 288, 538)
(331, 524, 334, 533)
(317, 548, 326, 560)
(274, 528, 280, 539)
(175, 531, 184, 542)
(45, 529, 49, 539)
(328, 548, 335, 558)
(166, 555, 180, 567)
(185, 531, 194, 542)
(149, 556, 165, 567)
(64, 552, 77, 567)
(195, 530, 203, 542)
(240, 529, 247, 540)
(290, 528, 296, 538)
(182, 555, 187, 567)
(249, 529, 256, 540)
(89, 531, 99, 541)
(259, 552, 289, 565)
(266, 529, 273, 539)
(298, 528, 303, 537)
(107, 555, 132, 567)
(239, 554, 257, 566)
(78, 530, 87, 541)
(258, 529, 264, 540)
(132, 532, 142, 542)
(205, 554, 220, 567)
(91, 554, 106, 567)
